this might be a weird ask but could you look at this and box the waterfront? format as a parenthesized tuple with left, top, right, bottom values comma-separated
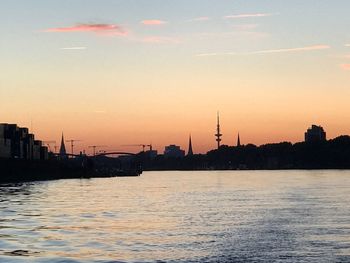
(1, 171, 350, 262)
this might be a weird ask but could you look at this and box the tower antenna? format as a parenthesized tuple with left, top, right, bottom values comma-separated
(215, 111, 222, 149)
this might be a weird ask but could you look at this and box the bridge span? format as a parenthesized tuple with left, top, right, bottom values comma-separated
(53, 152, 137, 158)
(94, 152, 136, 157)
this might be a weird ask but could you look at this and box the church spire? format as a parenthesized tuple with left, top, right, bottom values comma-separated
(215, 112, 222, 149)
(59, 133, 67, 157)
(237, 133, 241, 147)
(187, 134, 193, 156)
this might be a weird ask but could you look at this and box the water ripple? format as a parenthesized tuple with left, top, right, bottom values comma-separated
(0, 171, 350, 262)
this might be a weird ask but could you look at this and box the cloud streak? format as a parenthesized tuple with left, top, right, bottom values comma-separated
(224, 13, 274, 19)
(196, 45, 330, 57)
(244, 45, 330, 54)
(45, 23, 127, 36)
(141, 20, 167, 25)
(187, 17, 211, 22)
(196, 30, 268, 39)
(340, 64, 350, 71)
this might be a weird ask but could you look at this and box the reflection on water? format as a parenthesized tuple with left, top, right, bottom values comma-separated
(0, 170, 350, 262)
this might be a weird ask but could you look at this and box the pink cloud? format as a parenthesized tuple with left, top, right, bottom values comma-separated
(45, 23, 127, 36)
(141, 20, 167, 25)
(340, 64, 350, 70)
(224, 13, 274, 19)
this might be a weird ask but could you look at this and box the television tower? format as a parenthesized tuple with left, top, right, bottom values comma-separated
(215, 112, 222, 149)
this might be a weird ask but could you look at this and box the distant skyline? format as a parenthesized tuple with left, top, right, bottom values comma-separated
(1, 0, 350, 153)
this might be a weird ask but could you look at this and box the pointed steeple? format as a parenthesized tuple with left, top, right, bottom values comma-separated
(187, 134, 193, 156)
(237, 133, 241, 147)
(59, 133, 67, 157)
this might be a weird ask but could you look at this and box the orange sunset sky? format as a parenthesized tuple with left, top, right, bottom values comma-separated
(1, 0, 350, 154)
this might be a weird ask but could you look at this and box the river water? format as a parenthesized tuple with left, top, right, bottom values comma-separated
(1, 171, 350, 262)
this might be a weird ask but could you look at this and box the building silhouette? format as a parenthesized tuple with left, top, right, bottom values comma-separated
(305, 125, 326, 142)
(59, 133, 67, 158)
(0, 123, 48, 160)
(0, 124, 11, 158)
(187, 135, 193, 156)
(164, 145, 185, 158)
(215, 112, 222, 149)
(237, 133, 241, 147)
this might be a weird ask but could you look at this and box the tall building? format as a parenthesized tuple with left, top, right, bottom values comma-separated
(59, 133, 67, 158)
(215, 112, 222, 149)
(187, 135, 193, 156)
(164, 145, 185, 158)
(0, 124, 11, 158)
(237, 133, 241, 147)
(305, 125, 326, 142)
(0, 123, 48, 160)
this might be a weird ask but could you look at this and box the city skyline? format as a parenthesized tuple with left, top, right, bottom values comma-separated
(1, 0, 350, 153)
(0, 120, 339, 156)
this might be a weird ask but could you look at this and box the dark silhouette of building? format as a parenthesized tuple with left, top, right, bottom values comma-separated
(305, 125, 326, 142)
(0, 124, 11, 158)
(59, 133, 67, 158)
(187, 135, 193, 156)
(0, 123, 48, 160)
(215, 112, 222, 149)
(237, 133, 241, 147)
(164, 144, 185, 158)
(144, 149, 158, 159)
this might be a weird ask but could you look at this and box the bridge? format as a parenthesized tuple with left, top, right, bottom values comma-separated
(94, 152, 136, 157)
(53, 152, 137, 158)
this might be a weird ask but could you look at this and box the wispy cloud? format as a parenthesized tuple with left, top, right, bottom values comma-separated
(45, 23, 127, 36)
(196, 30, 268, 40)
(345, 44, 350, 47)
(224, 13, 274, 19)
(340, 64, 350, 70)
(196, 45, 330, 57)
(141, 20, 167, 25)
(61, 47, 87, 50)
(196, 52, 219, 57)
(244, 45, 330, 54)
(142, 36, 181, 44)
(187, 17, 211, 22)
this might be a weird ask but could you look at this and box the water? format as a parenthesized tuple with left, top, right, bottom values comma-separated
(1, 171, 350, 262)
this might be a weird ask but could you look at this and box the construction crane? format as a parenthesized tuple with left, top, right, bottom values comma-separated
(88, 145, 107, 156)
(122, 144, 153, 152)
(65, 139, 82, 156)
(43, 141, 56, 153)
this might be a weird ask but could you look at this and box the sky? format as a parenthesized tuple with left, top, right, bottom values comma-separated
(0, 0, 350, 154)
